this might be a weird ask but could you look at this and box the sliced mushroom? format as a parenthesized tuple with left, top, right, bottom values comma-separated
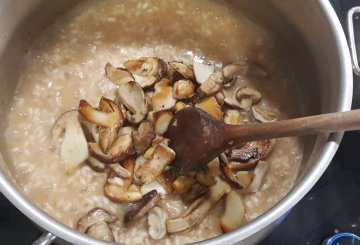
(148, 110, 173, 135)
(198, 71, 224, 96)
(57, 111, 89, 173)
(235, 171, 253, 188)
(87, 156, 106, 172)
(228, 139, 275, 170)
(118, 126, 135, 136)
(224, 109, 240, 125)
(195, 96, 223, 122)
(223, 78, 247, 109)
(132, 121, 156, 155)
(241, 160, 269, 194)
(88, 134, 133, 164)
(166, 179, 231, 233)
(148, 207, 168, 240)
(152, 78, 176, 111)
(235, 87, 262, 110)
(220, 191, 247, 233)
(173, 79, 195, 99)
(193, 60, 215, 84)
(52, 110, 77, 141)
(181, 183, 208, 204)
(123, 190, 160, 225)
(196, 169, 216, 187)
(252, 105, 278, 122)
(104, 158, 143, 203)
(174, 101, 187, 112)
(144, 146, 156, 159)
(222, 63, 249, 81)
(98, 97, 125, 153)
(140, 180, 167, 195)
(78, 98, 123, 128)
(124, 57, 166, 88)
(109, 162, 131, 178)
(117, 81, 148, 124)
(77, 208, 118, 233)
(156, 169, 176, 194)
(105, 63, 134, 85)
(214, 91, 225, 106)
(136, 144, 176, 184)
(172, 175, 195, 194)
(152, 134, 170, 147)
(168, 61, 195, 80)
(87, 221, 115, 242)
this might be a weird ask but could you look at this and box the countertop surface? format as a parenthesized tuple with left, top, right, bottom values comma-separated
(1, 0, 360, 244)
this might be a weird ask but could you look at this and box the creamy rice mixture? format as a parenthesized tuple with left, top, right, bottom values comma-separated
(5, 0, 303, 244)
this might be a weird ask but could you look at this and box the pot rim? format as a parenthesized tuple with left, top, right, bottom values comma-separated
(0, 0, 353, 244)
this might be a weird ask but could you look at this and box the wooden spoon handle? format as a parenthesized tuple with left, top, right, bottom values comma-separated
(224, 109, 360, 145)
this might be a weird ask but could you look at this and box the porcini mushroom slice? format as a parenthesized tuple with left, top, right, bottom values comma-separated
(223, 78, 247, 109)
(124, 57, 166, 88)
(173, 79, 195, 99)
(196, 169, 216, 187)
(140, 181, 167, 195)
(89, 134, 133, 164)
(98, 97, 125, 153)
(193, 60, 215, 84)
(195, 96, 223, 122)
(136, 144, 176, 184)
(104, 158, 143, 203)
(222, 63, 249, 81)
(87, 221, 115, 242)
(78, 98, 122, 128)
(117, 81, 148, 124)
(172, 175, 195, 194)
(123, 190, 160, 225)
(252, 105, 278, 122)
(105, 63, 134, 85)
(148, 110, 173, 135)
(132, 121, 156, 155)
(224, 109, 240, 125)
(166, 180, 231, 233)
(228, 139, 274, 170)
(77, 208, 118, 233)
(181, 183, 208, 204)
(169, 61, 195, 80)
(235, 171, 253, 188)
(148, 207, 168, 240)
(108, 163, 131, 178)
(52, 110, 78, 141)
(220, 191, 247, 233)
(59, 111, 89, 173)
(152, 78, 176, 111)
(198, 71, 224, 96)
(235, 87, 262, 110)
(242, 160, 269, 194)
(87, 156, 106, 172)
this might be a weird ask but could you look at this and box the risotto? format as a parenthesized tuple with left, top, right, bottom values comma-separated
(5, 0, 303, 244)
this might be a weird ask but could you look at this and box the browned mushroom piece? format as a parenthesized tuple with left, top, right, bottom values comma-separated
(124, 57, 166, 88)
(132, 121, 156, 155)
(228, 139, 275, 170)
(88, 134, 134, 164)
(104, 158, 143, 203)
(173, 79, 195, 99)
(98, 97, 125, 153)
(77, 208, 118, 233)
(105, 63, 135, 85)
(87, 156, 107, 172)
(167, 179, 231, 233)
(87, 222, 115, 242)
(198, 71, 224, 97)
(152, 78, 176, 111)
(172, 175, 195, 194)
(123, 189, 160, 225)
(52, 110, 89, 173)
(195, 96, 223, 122)
(181, 183, 208, 204)
(220, 191, 247, 233)
(168, 61, 195, 81)
(147, 110, 174, 135)
(136, 144, 176, 184)
(241, 160, 269, 194)
(117, 81, 148, 124)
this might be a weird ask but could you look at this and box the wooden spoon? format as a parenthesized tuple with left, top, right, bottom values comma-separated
(165, 107, 360, 173)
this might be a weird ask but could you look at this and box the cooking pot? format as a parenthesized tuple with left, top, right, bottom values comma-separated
(0, 0, 355, 244)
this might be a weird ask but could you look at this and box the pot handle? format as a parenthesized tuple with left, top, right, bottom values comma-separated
(347, 7, 360, 76)
(32, 232, 57, 245)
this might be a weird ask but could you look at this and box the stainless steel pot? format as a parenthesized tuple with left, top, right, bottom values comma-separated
(0, 0, 354, 244)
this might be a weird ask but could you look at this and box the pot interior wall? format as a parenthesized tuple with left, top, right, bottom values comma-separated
(0, 0, 346, 240)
